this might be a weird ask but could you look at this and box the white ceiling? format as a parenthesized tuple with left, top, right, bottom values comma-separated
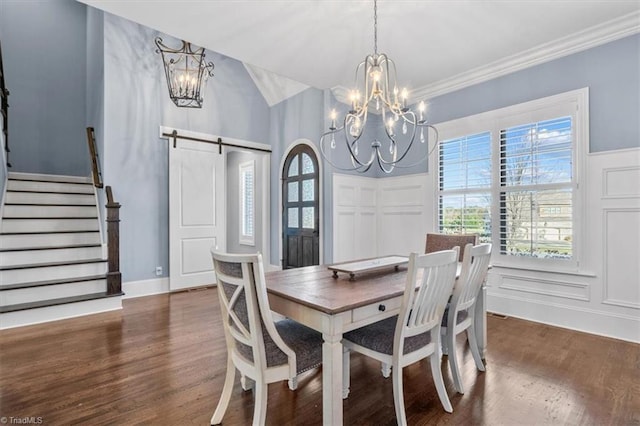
(80, 0, 640, 100)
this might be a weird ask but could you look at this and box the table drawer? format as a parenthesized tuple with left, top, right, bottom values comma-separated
(352, 296, 402, 323)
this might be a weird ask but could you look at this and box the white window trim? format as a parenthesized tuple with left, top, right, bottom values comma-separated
(430, 88, 589, 274)
(239, 160, 255, 246)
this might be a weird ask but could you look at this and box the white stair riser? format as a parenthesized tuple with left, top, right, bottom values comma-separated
(1, 218, 99, 233)
(3, 205, 97, 218)
(0, 262, 108, 286)
(0, 296, 122, 330)
(0, 246, 104, 267)
(0, 232, 102, 249)
(7, 180, 94, 194)
(7, 172, 91, 184)
(0, 279, 107, 305)
(5, 192, 96, 205)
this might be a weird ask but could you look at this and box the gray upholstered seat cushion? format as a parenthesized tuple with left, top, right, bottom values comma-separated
(343, 316, 431, 356)
(275, 319, 323, 373)
(441, 305, 469, 327)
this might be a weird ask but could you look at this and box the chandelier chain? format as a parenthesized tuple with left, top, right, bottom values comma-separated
(373, 0, 378, 55)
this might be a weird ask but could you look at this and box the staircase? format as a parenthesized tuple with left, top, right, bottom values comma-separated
(0, 172, 122, 329)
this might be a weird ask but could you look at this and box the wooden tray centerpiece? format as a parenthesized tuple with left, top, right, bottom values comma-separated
(328, 256, 409, 281)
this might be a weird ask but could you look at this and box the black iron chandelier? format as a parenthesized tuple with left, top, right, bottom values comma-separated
(155, 37, 214, 108)
(320, 0, 439, 173)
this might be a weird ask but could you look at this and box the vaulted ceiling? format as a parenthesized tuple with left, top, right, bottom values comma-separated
(80, 0, 640, 102)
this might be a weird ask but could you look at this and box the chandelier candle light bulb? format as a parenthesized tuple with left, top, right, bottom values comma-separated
(319, 0, 439, 173)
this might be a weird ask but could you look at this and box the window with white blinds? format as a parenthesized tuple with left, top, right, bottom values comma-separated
(240, 161, 255, 246)
(499, 117, 573, 259)
(435, 88, 587, 271)
(439, 132, 492, 240)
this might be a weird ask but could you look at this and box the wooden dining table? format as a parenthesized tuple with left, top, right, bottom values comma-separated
(266, 258, 487, 426)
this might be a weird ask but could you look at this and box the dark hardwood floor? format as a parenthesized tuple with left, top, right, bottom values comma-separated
(1, 288, 638, 425)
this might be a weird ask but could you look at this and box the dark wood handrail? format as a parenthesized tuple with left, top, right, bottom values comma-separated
(86, 127, 103, 188)
(87, 127, 121, 295)
(0, 40, 10, 168)
(105, 185, 122, 295)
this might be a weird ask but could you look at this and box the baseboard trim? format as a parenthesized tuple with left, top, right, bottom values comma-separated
(267, 264, 282, 272)
(122, 277, 170, 299)
(487, 292, 640, 343)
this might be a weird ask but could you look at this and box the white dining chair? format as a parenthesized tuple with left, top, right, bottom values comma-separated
(342, 249, 460, 422)
(210, 251, 323, 426)
(441, 243, 492, 394)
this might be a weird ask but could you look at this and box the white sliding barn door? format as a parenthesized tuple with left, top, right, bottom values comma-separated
(169, 139, 226, 291)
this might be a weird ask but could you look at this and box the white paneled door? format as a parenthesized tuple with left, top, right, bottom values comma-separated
(169, 139, 226, 291)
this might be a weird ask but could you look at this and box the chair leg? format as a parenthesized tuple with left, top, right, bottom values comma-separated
(430, 352, 453, 413)
(391, 360, 407, 426)
(447, 327, 465, 394)
(440, 327, 449, 356)
(287, 376, 298, 391)
(252, 379, 268, 426)
(381, 362, 391, 378)
(211, 357, 236, 425)
(467, 322, 486, 372)
(342, 346, 350, 399)
(241, 374, 254, 391)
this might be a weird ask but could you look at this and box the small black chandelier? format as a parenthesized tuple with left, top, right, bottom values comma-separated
(155, 37, 215, 108)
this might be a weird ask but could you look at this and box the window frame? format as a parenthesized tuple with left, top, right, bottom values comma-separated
(431, 88, 588, 273)
(239, 160, 255, 246)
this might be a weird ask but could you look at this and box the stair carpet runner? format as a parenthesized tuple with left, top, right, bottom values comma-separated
(0, 172, 121, 328)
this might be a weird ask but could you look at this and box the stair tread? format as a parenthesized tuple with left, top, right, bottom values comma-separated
(0, 291, 122, 313)
(0, 243, 102, 253)
(2, 216, 98, 220)
(6, 189, 94, 195)
(0, 258, 107, 271)
(0, 274, 108, 290)
(4, 203, 96, 206)
(1, 230, 99, 235)
(7, 174, 92, 184)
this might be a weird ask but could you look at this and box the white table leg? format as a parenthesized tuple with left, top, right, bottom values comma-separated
(323, 332, 343, 426)
(474, 284, 487, 359)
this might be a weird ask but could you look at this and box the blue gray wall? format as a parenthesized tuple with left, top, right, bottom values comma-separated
(428, 34, 640, 153)
(268, 87, 328, 265)
(102, 13, 271, 282)
(0, 0, 90, 176)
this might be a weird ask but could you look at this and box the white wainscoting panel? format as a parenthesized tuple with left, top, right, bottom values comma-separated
(603, 208, 640, 309)
(333, 173, 428, 262)
(602, 166, 640, 198)
(333, 175, 378, 262)
(378, 175, 429, 257)
(498, 274, 590, 301)
(334, 210, 357, 263)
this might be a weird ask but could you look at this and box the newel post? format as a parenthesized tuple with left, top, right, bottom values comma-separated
(105, 186, 122, 295)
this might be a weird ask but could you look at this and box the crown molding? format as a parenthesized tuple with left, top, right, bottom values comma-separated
(333, 10, 640, 105)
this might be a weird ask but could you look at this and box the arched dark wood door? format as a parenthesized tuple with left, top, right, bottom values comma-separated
(282, 145, 320, 269)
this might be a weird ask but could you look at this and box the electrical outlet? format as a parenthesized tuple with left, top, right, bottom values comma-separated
(155, 266, 163, 276)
